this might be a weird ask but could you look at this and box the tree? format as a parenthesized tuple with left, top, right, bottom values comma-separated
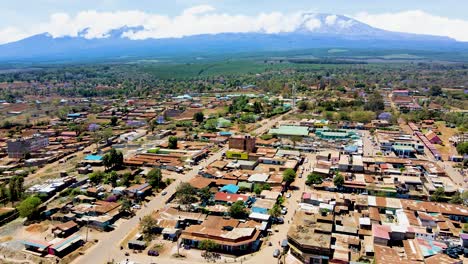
(364, 92, 385, 112)
(120, 198, 132, 215)
(350, 111, 376, 123)
(333, 173, 344, 188)
(306, 173, 323, 185)
(103, 148, 124, 170)
(290, 135, 302, 148)
(269, 204, 281, 218)
(282, 169, 296, 184)
(8, 176, 24, 203)
(89, 171, 106, 185)
(110, 116, 118, 126)
(176, 182, 197, 207)
(105, 171, 118, 187)
(431, 187, 445, 202)
(456, 142, 468, 155)
(297, 101, 310, 112)
(140, 215, 157, 241)
(429, 85, 442, 96)
(199, 239, 217, 251)
(168, 136, 178, 149)
(253, 101, 263, 114)
(204, 118, 218, 131)
(199, 239, 218, 261)
(449, 192, 463, 204)
(194, 112, 204, 123)
(17, 196, 42, 219)
(229, 200, 247, 219)
(120, 172, 133, 187)
(101, 128, 113, 144)
(147, 168, 163, 189)
(199, 187, 212, 203)
(0, 183, 8, 205)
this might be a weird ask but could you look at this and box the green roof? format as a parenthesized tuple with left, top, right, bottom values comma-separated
(392, 145, 415, 151)
(269, 125, 309, 136)
(237, 182, 253, 189)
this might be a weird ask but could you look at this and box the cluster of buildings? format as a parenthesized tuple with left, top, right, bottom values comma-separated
(287, 190, 467, 264)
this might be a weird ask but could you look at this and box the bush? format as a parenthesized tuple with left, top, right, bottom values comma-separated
(17, 196, 42, 219)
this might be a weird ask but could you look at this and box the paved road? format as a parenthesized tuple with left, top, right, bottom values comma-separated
(73, 146, 227, 264)
(73, 112, 288, 264)
(361, 130, 378, 156)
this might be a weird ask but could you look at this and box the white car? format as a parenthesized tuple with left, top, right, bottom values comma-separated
(132, 204, 141, 209)
(285, 193, 291, 198)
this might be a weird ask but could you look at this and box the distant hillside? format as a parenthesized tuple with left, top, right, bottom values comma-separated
(0, 13, 466, 63)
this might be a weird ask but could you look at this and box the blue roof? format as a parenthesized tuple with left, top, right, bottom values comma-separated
(51, 235, 82, 252)
(344, 145, 358, 152)
(251, 207, 268, 214)
(22, 240, 51, 250)
(85, 155, 103, 161)
(220, 184, 239, 194)
(219, 131, 232, 136)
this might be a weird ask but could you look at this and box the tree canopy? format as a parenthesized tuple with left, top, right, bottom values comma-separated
(102, 148, 123, 170)
(333, 173, 344, 187)
(456, 142, 468, 155)
(194, 112, 204, 123)
(176, 182, 197, 207)
(168, 136, 178, 149)
(229, 200, 247, 219)
(147, 168, 163, 189)
(430, 187, 445, 202)
(282, 169, 296, 184)
(17, 196, 42, 218)
(306, 173, 323, 185)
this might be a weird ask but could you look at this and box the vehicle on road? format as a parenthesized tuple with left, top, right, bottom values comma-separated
(281, 208, 288, 215)
(273, 249, 280, 258)
(132, 204, 141, 209)
(148, 250, 159, 256)
(285, 193, 291, 198)
(161, 191, 167, 196)
(273, 217, 284, 224)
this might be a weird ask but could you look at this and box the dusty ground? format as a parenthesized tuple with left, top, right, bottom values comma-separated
(434, 121, 458, 160)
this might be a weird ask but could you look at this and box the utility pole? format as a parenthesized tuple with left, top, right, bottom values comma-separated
(292, 82, 296, 110)
(85, 216, 89, 242)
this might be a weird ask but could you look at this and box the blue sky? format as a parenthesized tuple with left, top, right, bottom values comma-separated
(1, 0, 468, 43)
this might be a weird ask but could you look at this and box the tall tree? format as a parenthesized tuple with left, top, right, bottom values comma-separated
(17, 196, 42, 219)
(194, 112, 204, 123)
(333, 172, 345, 188)
(168, 136, 178, 149)
(229, 200, 247, 219)
(140, 215, 157, 242)
(147, 168, 163, 189)
(282, 169, 296, 185)
(176, 182, 197, 208)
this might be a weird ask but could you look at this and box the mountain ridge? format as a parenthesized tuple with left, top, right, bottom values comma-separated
(0, 13, 465, 63)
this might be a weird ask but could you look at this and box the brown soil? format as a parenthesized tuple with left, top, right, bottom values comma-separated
(25, 223, 48, 233)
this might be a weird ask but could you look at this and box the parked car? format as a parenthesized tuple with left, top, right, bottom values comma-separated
(132, 204, 141, 209)
(285, 193, 291, 198)
(161, 191, 167, 196)
(281, 239, 289, 248)
(281, 208, 288, 215)
(148, 250, 159, 256)
(273, 249, 280, 258)
(274, 217, 284, 224)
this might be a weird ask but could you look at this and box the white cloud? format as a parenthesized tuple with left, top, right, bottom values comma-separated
(0, 27, 29, 44)
(0, 7, 467, 44)
(353, 10, 468, 41)
(325, 15, 337, 25)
